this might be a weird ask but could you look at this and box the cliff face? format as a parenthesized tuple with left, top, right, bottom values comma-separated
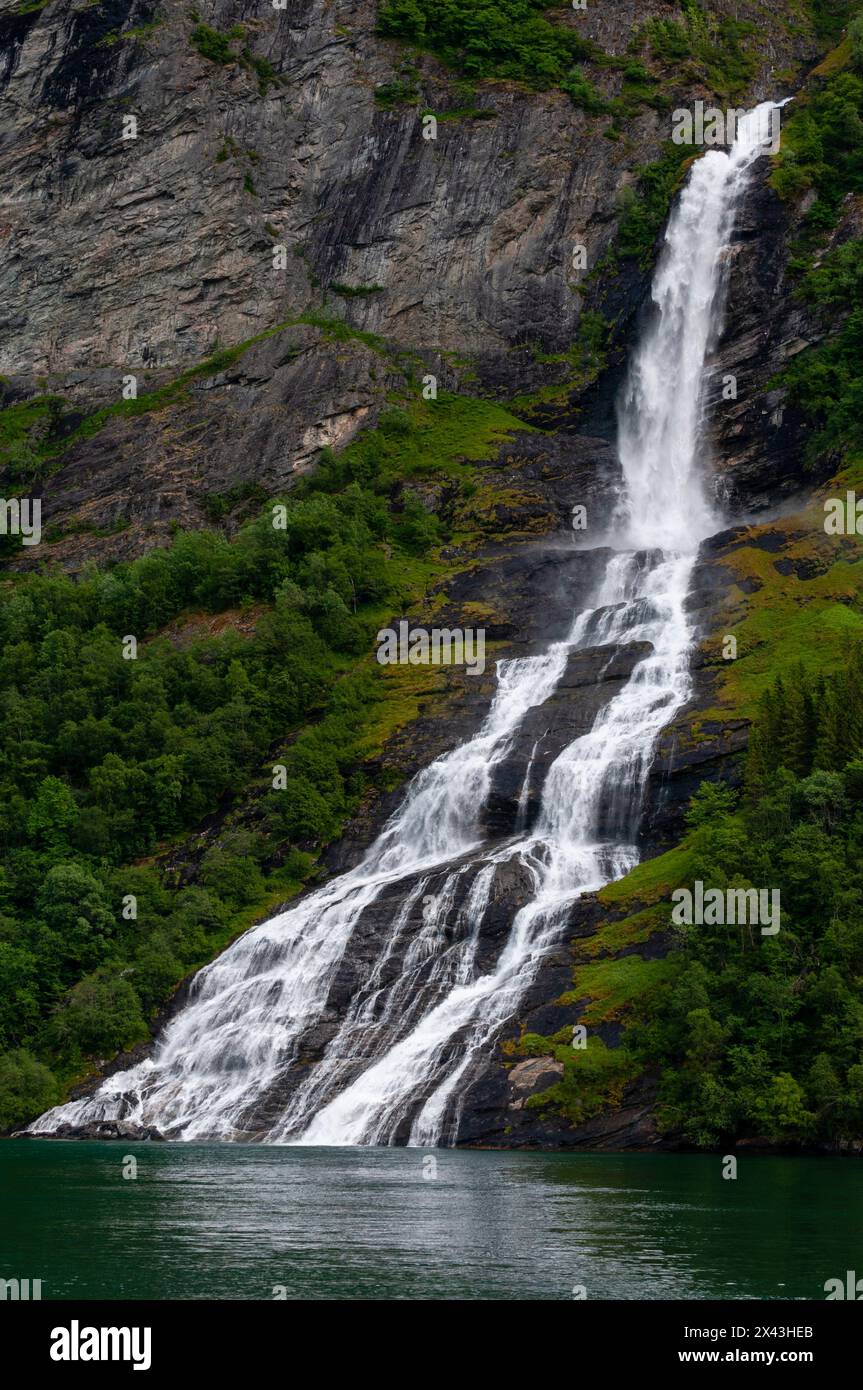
(0, 0, 810, 376)
(2, 1, 849, 1145)
(0, 0, 817, 565)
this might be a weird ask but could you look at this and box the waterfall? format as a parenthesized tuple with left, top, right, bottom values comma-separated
(30, 105, 779, 1146)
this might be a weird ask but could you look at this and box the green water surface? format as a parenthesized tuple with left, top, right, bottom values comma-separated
(1, 1142, 859, 1300)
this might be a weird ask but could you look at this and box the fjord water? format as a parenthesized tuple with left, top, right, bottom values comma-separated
(4, 1141, 861, 1300)
(31, 106, 779, 1146)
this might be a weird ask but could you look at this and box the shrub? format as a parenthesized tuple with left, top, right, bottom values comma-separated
(0, 1050, 57, 1132)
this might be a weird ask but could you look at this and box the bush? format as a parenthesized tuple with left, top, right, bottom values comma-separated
(0, 1050, 57, 1132)
(199, 836, 266, 908)
(376, 0, 595, 89)
(48, 972, 148, 1060)
(616, 145, 692, 265)
(560, 67, 610, 115)
(190, 23, 241, 65)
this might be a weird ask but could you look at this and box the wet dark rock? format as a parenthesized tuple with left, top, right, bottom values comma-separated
(484, 641, 653, 837)
(20, 1120, 165, 1142)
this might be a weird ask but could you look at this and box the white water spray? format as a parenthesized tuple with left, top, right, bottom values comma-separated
(31, 105, 779, 1145)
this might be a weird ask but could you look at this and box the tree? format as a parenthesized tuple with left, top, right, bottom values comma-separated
(36, 863, 116, 978)
(0, 1050, 57, 1132)
(752, 1073, 815, 1142)
(48, 971, 147, 1059)
(26, 776, 79, 851)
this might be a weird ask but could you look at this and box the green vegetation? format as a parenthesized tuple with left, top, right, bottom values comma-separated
(190, 22, 244, 66)
(0, 318, 397, 489)
(770, 62, 863, 231)
(376, 0, 596, 89)
(189, 22, 284, 94)
(767, 38, 863, 464)
(0, 395, 66, 487)
(243, 49, 281, 96)
(420, 105, 498, 123)
(559, 67, 611, 116)
(99, 19, 163, 47)
(201, 481, 269, 525)
(563, 142, 695, 280)
(809, 0, 863, 44)
(643, 3, 757, 99)
(0, 492, 423, 1104)
(374, 0, 680, 113)
(509, 311, 611, 415)
(522, 655, 863, 1148)
(615, 145, 694, 266)
(644, 657, 863, 1147)
(312, 392, 531, 489)
(374, 78, 420, 108)
(0, 1051, 57, 1131)
(780, 238, 863, 462)
(330, 283, 385, 298)
(0, 377, 529, 1130)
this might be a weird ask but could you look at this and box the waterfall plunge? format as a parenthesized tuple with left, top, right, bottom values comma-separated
(30, 105, 780, 1146)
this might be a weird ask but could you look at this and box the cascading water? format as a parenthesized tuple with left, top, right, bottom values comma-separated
(31, 104, 780, 1146)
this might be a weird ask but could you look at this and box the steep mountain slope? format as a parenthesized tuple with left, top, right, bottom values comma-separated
(2, 0, 862, 1146)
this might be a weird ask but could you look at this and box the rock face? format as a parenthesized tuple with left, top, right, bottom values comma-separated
(0, 0, 817, 566)
(7, 322, 396, 571)
(0, 0, 812, 379)
(4, 2, 841, 1146)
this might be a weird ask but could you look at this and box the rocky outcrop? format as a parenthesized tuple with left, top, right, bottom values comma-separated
(6, 321, 398, 570)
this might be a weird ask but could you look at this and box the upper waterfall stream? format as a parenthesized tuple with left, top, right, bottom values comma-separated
(31, 105, 781, 1146)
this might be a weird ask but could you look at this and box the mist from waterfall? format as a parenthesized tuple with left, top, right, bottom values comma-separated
(30, 104, 781, 1147)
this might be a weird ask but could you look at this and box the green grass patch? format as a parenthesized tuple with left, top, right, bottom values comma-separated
(714, 532, 863, 717)
(565, 955, 677, 1027)
(509, 312, 611, 415)
(523, 1038, 643, 1126)
(598, 841, 696, 907)
(309, 392, 531, 493)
